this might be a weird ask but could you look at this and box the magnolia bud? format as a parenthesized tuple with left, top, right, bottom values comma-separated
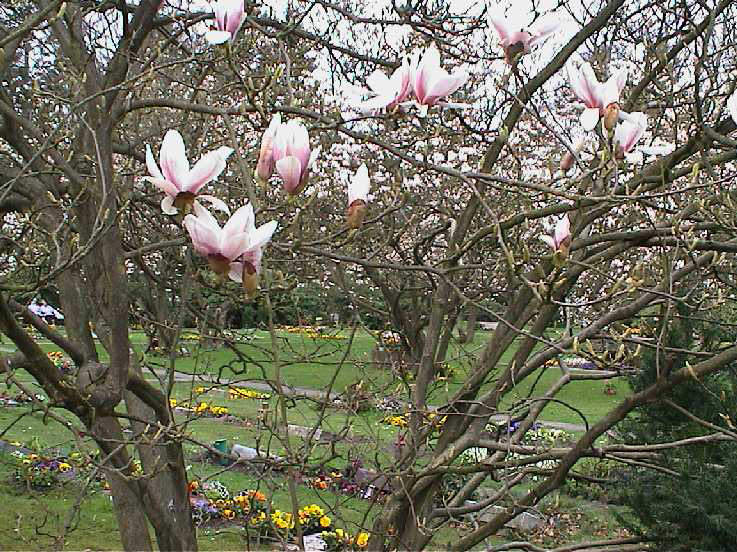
(241, 261, 259, 297)
(346, 200, 367, 229)
(560, 151, 575, 173)
(559, 138, 585, 173)
(603, 103, 620, 131)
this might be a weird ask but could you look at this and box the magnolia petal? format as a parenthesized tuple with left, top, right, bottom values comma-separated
(353, 94, 396, 112)
(540, 235, 556, 250)
(555, 215, 571, 247)
(186, 150, 227, 193)
(223, 203, 254, 238)
(222, 0, 245, 35)
(613, 68, 628, 94)
(421, 43, 442, 70)
(728, 90, 737, 125)
(197, 195, 231, 214)
(580, 107, 600, 131)
(205, 30, 232, 44)
(146, 144, 164, 181)
(228, 262, 244, 283)
(529, 16, 561, 41)
(275, 156, 303, 194)
(250, 220, 278, 250)
(391, 62, 412, 103)
(366, 69, 393, 96)
(221, 230, 251, 261)
(425, 73, 466, 105)
(184, 215, 220, 256)
(625, 150, 644, 164)
(599, 77, 621, 108)
(160, 130, 190, 189)
(348, 163, 370, 206)
(142, 176, 180, 199)
(639, 144, 674, 156)
(216, 146, 234, 161)
(161, 195, 178, 215)
(271, 125, 288, 162)
(488, 15, 513, 47)
(437, 101, 469, 110)
(578, 63, 602, 107)
(191, 201, 221, 233)
(307, 146, 320, 169)
(242, 245, 264, 275)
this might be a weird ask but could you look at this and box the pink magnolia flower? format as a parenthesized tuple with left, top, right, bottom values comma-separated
(255, 114, 281, 183)
(228, 217, 278, 296)
(489, 14, 560, 64)
(541, 215, 571, 259)
(352, 60, 411, 112)
(728, 90, 737, 125)
(144, 130, 232, 215)
(184, 203, 254, 276)
(346, 164, 370, 229)
(410, 44, 468, 116)
(614, 113, 673, 163)
(614, 112, 647, 163)
(204, 0, 246, 45)
(567, 62, 627, 131)
(271, 119, 319, 195)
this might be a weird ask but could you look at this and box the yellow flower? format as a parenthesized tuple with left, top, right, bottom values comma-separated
(335, 528, 344, 538)
(195, 386, 206, 394)
(319, 516, 331, 528)
(356, 532, 369, 547)
(223, 509, 236, 520)
(58, 462, 72, 472)
(169, 398, 177, 407)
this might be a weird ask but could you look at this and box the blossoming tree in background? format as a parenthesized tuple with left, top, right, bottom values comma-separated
(2, 0, 737, 550)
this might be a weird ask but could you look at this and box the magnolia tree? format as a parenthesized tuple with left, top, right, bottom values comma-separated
(2, 0, 737, 550)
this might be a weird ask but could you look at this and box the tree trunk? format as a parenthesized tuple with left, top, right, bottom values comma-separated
(458, 304, 478, 344)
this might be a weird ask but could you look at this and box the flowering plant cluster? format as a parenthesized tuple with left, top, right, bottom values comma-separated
(46, 351, 73, 374)
(378, 330, 402, 351)
(11, 450, 83, 490)
(189, 480, 269, 527)
(321, 528, 370, 551)
(168, 398, 230, 417)
(194, 401, 229, 417)
(297, 504, 332, 534)
(381, 414, 409, 428)
(228, 387, 270, 400)
(282, 325, 347, 340)
(0, 391, 45, 406)
(187, 479, 351, 542)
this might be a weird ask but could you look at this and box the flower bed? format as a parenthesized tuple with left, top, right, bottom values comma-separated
(10, 449, 88, 490)
(187, 479, 370, 549)
(280, 325, 347, 340)
(169, 398, 230, 418)
(228, 387, 270, 400)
